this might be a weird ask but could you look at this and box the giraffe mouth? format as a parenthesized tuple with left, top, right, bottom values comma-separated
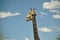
(26, 16, 32, 21)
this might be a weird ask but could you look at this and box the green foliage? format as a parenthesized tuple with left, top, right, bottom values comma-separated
(0, 32, 4, 40)
(57, 35, 60, 40)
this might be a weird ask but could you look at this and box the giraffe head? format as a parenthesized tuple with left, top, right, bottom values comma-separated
(26, 8, 36, 21)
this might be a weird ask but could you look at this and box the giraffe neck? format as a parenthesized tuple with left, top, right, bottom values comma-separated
(32, 15, 40, 40)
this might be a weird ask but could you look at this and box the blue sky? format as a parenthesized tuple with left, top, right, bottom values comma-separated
(0, 0, 60, 40)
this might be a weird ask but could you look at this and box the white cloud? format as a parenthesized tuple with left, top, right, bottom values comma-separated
(43, 0, 60, 13)
(43, 0, 60, 9)
(39, 12, 47, 17)
(0, 12, 20, 18)
(40, 12, 47, 15)
(53, 14, 60, 19)
(3, 38, 16, 40)
(38, 27, 53, 32)
(49, 10, 60, 13)
(24, 37, 29, 40)
(11, 39, 16, 40)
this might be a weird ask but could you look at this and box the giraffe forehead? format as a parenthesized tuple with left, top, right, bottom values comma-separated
(29, 10, 35, 14)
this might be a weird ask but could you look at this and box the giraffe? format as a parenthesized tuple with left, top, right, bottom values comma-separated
(26, 8, 40, 40)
